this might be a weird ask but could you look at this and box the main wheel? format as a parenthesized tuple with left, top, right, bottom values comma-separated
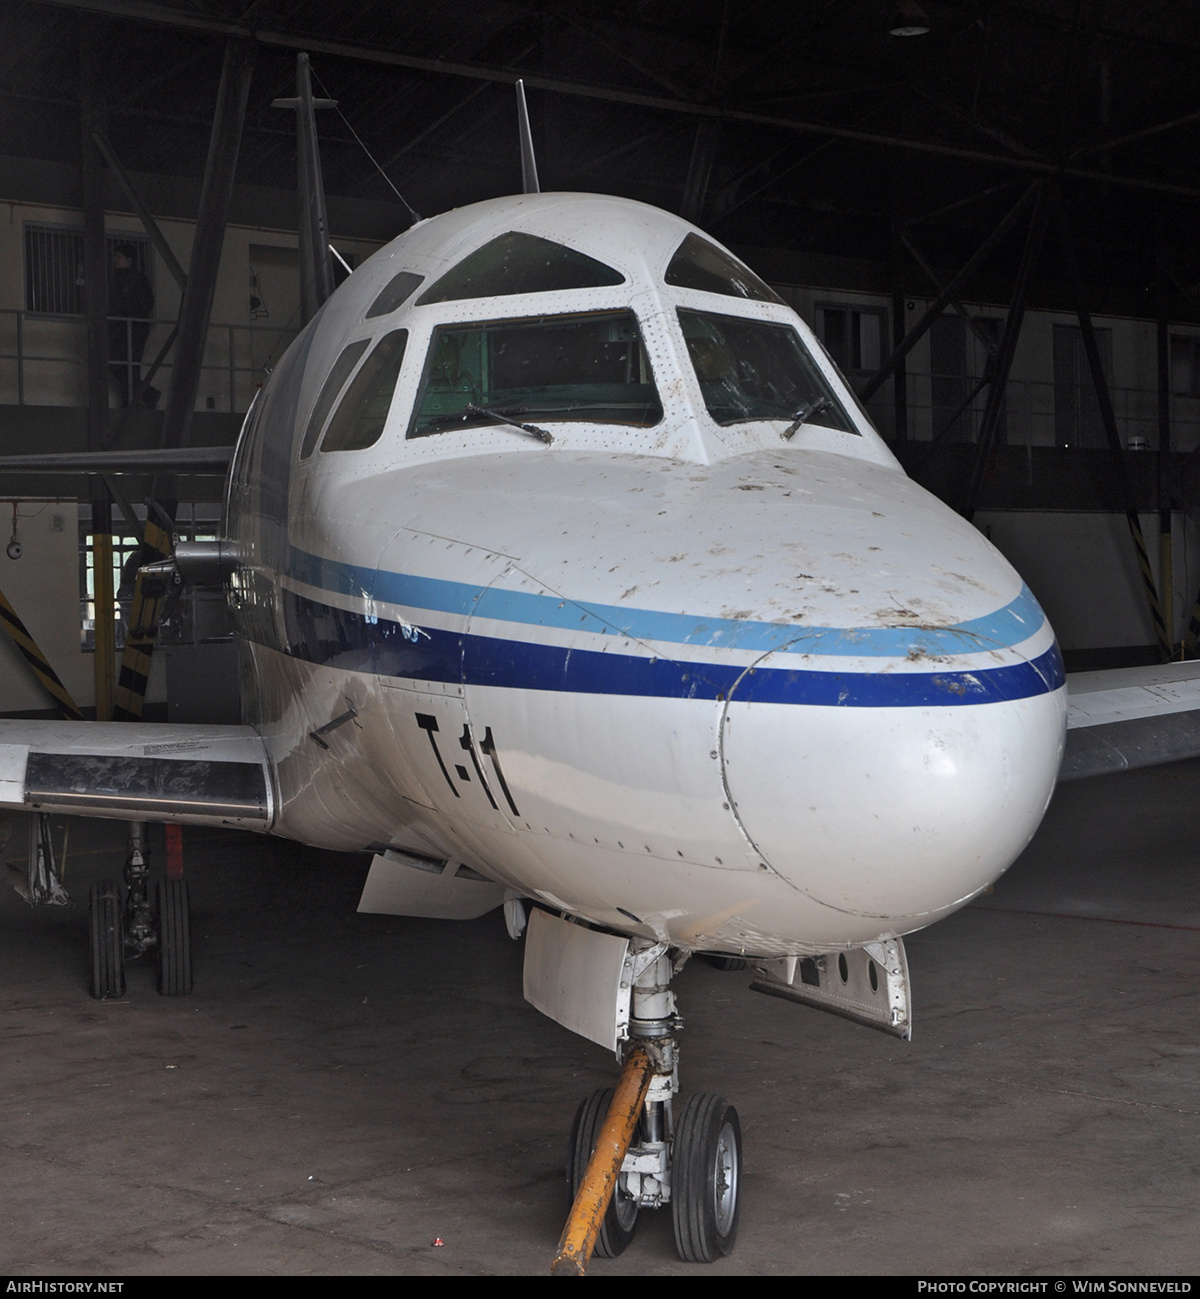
(156, 877, 192, 996)
(671, 1094, 742, 1263)
(88, 879, 125, 1000)
(567, 1088, 639, 1258)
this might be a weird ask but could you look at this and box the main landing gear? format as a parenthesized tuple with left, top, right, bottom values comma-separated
(88, 822, 192, 999)
(553, 942, 742, 1271)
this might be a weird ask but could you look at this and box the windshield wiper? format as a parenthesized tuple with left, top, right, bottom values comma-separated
(781, 396, 832, 440)
(465, 404, 553, 444)
(422, 405, 553, 443)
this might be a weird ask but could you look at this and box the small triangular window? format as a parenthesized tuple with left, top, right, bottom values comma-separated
(665, 233, 783, 305)
(365, 270, 423, 319)
(416, 232, 624, 305)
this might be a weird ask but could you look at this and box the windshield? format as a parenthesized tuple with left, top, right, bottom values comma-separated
(409, 310, 661, 437)
(677, 308, 857, 434)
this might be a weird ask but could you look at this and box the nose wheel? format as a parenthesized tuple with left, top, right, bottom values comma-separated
(672, 1093, 742, 1262)
(568, 1089, 640, 1257)
(554, 943, 742, 1271)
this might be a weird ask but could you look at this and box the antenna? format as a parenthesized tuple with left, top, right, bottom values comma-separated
(516, 79, 540, 195)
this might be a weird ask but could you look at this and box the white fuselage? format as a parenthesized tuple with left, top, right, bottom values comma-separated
(223, 193, 1067, 958)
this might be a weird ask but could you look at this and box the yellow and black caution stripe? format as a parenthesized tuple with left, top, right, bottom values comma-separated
(0, 585, 83, 720)
(113, 518, 173, 722)
(1124, 508, 1173, 662)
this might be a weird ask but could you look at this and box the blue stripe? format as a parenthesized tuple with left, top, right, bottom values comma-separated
(280, 589, 1065, 706)
(287, 547, 1045, 659)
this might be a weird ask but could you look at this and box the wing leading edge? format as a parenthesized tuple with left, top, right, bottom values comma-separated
(1061, 661, 1200, 781)
(0, 721, 273, 829)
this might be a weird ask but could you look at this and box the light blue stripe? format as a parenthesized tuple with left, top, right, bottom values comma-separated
(288, 547, 1044, 658)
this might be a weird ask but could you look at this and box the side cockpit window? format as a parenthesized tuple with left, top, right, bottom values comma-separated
(320, 329, 409, 452)
(409, 310, 661, 437)
(416, 232, 624, 305)
(365, 270, 423, 319)
(299, 339, 370, 459)
(678, 309, 857, 434)
(665, 233, 784, 305)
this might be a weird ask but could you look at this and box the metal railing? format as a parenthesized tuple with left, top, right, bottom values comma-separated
(0, 308, 298, 414)
(861, 373, 1200, 453)
(5, 309, 1200, 452)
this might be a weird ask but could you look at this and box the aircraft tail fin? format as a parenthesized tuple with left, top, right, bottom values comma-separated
(516, 79, 540, 194)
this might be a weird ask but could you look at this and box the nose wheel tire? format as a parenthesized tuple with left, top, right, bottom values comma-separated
(156, 877, 192, 996)
(567, 1088, 639, 1258)
(672, 1094, 742, 1262)
(88, 880, 125, 1000)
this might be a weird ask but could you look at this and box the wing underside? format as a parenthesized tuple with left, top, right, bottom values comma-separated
(0, 721, 273, 829)
(1061, 661, 1200, 781)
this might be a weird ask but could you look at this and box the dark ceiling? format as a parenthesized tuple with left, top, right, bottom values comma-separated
(5, 0, 1200, 306)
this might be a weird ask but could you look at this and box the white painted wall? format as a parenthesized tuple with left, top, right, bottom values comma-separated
(975, 510, 1200, 652)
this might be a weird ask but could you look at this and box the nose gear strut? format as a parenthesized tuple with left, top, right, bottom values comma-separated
(551, 940, 742, 1272)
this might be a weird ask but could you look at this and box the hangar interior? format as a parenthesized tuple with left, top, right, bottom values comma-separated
(1, 0, 1199, 1277)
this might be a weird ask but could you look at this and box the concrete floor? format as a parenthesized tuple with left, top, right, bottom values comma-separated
(2, 762, 1199, 1276)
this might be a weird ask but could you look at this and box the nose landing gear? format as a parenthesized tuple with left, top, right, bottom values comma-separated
(552, 941, 742, 1271)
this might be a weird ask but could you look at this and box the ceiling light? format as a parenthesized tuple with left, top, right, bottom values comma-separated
(890, 1, 930, 36)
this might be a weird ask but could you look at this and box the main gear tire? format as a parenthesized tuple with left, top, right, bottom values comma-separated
(156, 877, 192, 996)
(88, 879, 125, 1000)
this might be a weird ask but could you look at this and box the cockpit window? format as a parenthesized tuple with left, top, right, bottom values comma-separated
(416, 232, 625, 306)
(365, 270, 423, 319)
(409, 310, 661, 438)
(677, 309, 858, 434)
(299, 338, 370, 459)
(665, 233, 783, 305)
(320, 329, 408, 452)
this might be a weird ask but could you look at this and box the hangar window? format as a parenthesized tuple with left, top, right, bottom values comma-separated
(678, 308, 856, 434)
(1053, 324, 1113, 448)
(24, 224, 153, 317)
(665, 233, 783, 305)
(415, 233, 624, 306)
(366, 270, 424, 320)
(1170, 335, 1200, 397)
(320, 329, 409, 452)
(409, 309, 661, 437)
(814, 304, 886, 378)
(299, 338, 371, 459)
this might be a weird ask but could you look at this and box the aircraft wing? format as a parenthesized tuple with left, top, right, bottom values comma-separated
(1060, 661, 1200, 781)
(0, 720, 272, 828)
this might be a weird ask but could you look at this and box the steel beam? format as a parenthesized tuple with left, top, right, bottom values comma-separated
(78, 19, 108, 452)
(680, 119, 721, 223)
(1056, 200, 1171, 662)
(901, 232, 997, 359)
(32, 0, 1200, 201)
(861, 183, 1039, 403)
(159, 36, 255, 459)
(90, 130, 187, 290)
(1157, 254, 1174, 651)
(963, 183, 1052, 520)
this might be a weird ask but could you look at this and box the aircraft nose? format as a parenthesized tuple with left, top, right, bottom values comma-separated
(718, 624, 1066, 925)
